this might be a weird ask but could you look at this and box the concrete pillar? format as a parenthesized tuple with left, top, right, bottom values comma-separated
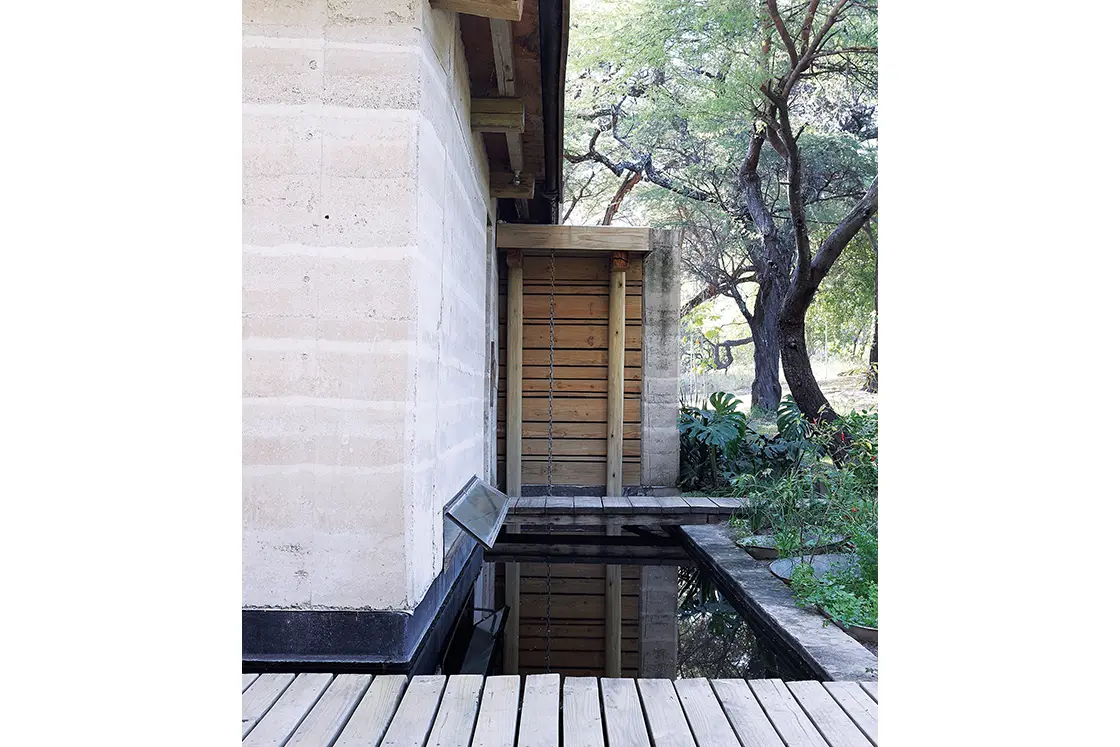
(639, 565, 679, 678)
(640, 230, 683, 488)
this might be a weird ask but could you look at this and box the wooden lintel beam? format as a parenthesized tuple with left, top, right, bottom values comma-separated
(497, 225, 654, 252)
(431, 0, 523, 22)
(471, 97, 525, 133)
(491, 171, 535, 200)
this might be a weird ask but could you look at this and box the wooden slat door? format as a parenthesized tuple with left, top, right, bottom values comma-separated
(498, 253, 644, 489)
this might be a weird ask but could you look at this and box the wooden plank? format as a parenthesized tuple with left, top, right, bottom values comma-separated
(517, 349, 642, 367)
(286, 674, 372, 747)
(471, 675, 521, 747)
(504, 364, 641, 381)
(334, 674, 409, 747)
(518, 255, 645, 282)
(505, 421, 641, 439)
(600, 678, 651, 747)
(708, 679, 785, 747)
(505, 254, 523, 497)
(602, 496, 634, 514)
(545, 495, 575, 512)
(244, 672, 333, 747)
(498, 225, 653, 253)
(472, 97, 525, 133)
(563, 677, 605, 747)
(746, 679, 830, 747)
(243, 673, 260, 692)
(430, 0, 524, 22)
(503, 293, 643, 321)
(242, 673, 296, 738)
(823, 682, 878, 746)
(513, 379, 642, 395)
(491, 171, 534, 199)
(636, 679, 696, 747)
(858, 682, 877, 703)
(498, 397, 641, 424)
(516, 461, 641, 487)
(786, 681, 873, 747)
(379, 675, 447, 747)
(500, 323, 643, 350)
(427, 675, 485, 747)
(573, 496, 604, 511)
(518, 674, 560, 747)
(673, 679, 742, 747)
(680, 495, 718, 513)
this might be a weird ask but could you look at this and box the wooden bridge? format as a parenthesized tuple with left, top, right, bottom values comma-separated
(242, 673, 878, 747)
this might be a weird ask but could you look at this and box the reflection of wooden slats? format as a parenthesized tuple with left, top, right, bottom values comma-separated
(498, 398, 641, 423)
(500, 294, 643, 320)
(497, 438, 640, 457)
(499, 324, 643, 350)
(508, 564, 640, 579)
(519, 650, 639, 669)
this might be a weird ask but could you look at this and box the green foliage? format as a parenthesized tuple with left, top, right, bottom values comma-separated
(777, 395, 811, 441)
(791, 563, 878, 629)
(679, 392, 814, 492)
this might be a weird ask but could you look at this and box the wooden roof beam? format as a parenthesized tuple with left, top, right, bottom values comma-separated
(490, 18, 530, 220)
(471, 97, 525, 133)
(431, 0, 524, 22)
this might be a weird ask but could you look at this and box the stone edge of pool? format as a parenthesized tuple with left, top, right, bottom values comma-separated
(678, 523, 879, 682)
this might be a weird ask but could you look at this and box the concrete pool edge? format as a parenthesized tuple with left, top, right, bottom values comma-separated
(679, 523, 878, 682)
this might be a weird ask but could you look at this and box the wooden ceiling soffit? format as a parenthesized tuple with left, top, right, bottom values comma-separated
(496, 225, 654, 253)
(431, 0, 524, 22)
(471, 97, 525, 133)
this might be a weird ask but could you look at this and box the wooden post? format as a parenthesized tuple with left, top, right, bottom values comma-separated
(506, 249, 524, 495)
(605, 251, 628, 678)
(503, 249, 523, 674)
(606, 251, 628, 494)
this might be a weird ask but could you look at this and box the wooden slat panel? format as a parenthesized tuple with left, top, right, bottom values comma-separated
(785, 681, 873, 747)
(518, 674, 560, 747)
(242, 673, 296, 738)
(636, 679, 697, 747)
(243, 673, 260, 693)
(516, 349, 642, 367)
(500, 324, 642, 350)
(858, 682, 877, 703)
(498, 438, 640, 457)
(502, 284, 642, 297)
(512, 379, 643, 395)
(244, 672, 333, 747)
(600, 679, 651, 747)
(519, 622, 640, 637)
(497, 225, 652, 253)
(518, 577, 607, 594)
(563, 677, 605, 747)
(380, 675, 447, 747)
(746, 680, 830, 747)
(498, 398, 640, 423)
(502, 293, 643, 320)
(427, 675, 485, 747)
(823, 682, 878, 746)
(512, 460, 641, 486)
(471, 675, 521, 747)
(512, 255, 644, 282)
(335, 675, 409, 747)
(287, 674, 372, 747)
(673, 679, 742, 747)
(505, 365, 641, 381)
(709, 679, 785, 747)
(501, 422, 641, 439)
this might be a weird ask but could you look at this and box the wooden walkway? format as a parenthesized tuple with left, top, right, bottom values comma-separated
(505, 495, 740, 528)
(242, 674, 878, 747)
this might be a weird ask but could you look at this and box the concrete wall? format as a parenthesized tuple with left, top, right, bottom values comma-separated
(640, 229, 683, 488)
(243, 0, 491, 613)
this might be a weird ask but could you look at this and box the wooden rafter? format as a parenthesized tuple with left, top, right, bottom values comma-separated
(431, 0, 524, 22)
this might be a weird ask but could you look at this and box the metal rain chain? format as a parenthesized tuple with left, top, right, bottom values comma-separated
(544, 247, 557, 674)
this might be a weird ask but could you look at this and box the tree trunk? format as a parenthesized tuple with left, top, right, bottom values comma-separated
(779, 313, 833, 423)
(863, 224, 878, 393)
(749, 278, 784, 411)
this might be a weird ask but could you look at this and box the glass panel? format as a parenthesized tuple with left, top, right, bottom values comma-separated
(444, 476, 510, 550)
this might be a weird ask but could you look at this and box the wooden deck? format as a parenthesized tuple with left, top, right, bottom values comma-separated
(242, 674, 878, 746)
(505, 495, 740, 528)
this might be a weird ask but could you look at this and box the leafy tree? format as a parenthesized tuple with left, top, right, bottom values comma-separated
(564, 0, 878, 414)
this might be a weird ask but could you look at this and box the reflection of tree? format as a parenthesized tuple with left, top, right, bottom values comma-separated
(677, 567, 782, 679)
